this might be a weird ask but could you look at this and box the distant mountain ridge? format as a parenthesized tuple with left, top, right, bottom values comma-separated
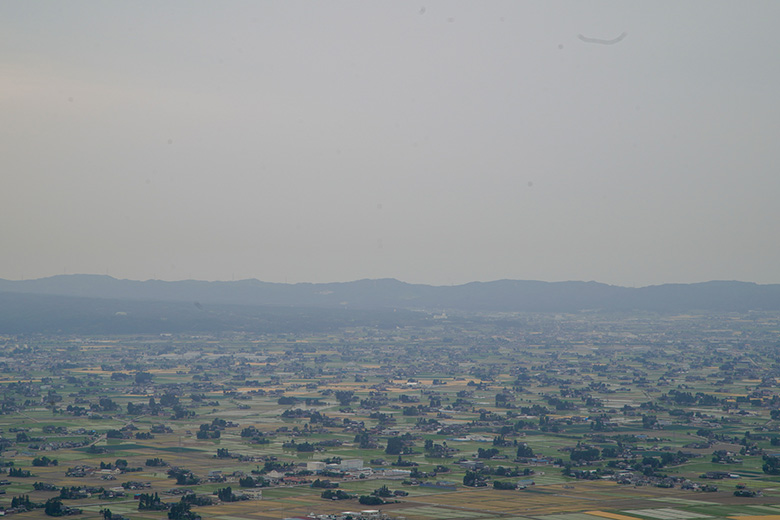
(1, 275, 780, 313)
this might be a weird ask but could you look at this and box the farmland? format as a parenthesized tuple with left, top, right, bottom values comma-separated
(1, 310, 780, 519)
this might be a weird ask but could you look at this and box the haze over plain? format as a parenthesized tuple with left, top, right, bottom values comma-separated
(2, 1, 779, 287)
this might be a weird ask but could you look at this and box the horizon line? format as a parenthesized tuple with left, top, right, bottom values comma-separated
(0, 273, 774, 290)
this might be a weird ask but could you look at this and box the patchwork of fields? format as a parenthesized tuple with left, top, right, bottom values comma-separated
(1, 311, 780, 519)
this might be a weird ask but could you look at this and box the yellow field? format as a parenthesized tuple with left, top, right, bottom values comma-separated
(379, 482, 653, 518)
(586, 512, 642, 520)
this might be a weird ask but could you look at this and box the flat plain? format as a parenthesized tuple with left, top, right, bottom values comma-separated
(1, 310, 780, 519)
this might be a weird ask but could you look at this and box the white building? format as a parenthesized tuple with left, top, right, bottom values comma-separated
(307, 461, 326, 472)
(340, 459, 364, 470)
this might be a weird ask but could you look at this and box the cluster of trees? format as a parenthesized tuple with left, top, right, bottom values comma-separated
(44, 497, 79, 517)
(240, 426, 261, 438)
(180, 493, 212, 507)
(477, 447, 500, 459)
(666, 389, 721, 406)
(9, 467, 32, 477)
(239, 476, 270, 488)
(463, 470, 487, 487)
(100, 459, 129, 470)
(32, 456, 58, 466)
(570, 447, 600, 462)
(167, 468, 199, 486)
(335, 390, 355, 406)
(321, 489, 352, 500)
(196, 424, 220, 440)
(33, 497, 82, 517)
(385, 433, 414, 455)
(168, 500, 199, 520)
(11, 495, 36, 509)
(282, 439, 316, 452)
(423, 439, 452, 458)
(100, 509, 128, 520)
(195, 418, 235, 439)
(138, 492, 167, 511)
(216, 448, 231, 458)
(763, 455, 780, 475)
(311, 479, 338, 489)
(216, 487, 246, 502)
(354, 431, 375, 449)
(516, 443, 534, 458)
(371, 485, 393, 497)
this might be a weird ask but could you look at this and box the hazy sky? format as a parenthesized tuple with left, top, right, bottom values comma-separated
(3, 1, 779, 286)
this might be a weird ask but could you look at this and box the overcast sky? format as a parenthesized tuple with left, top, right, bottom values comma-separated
(2, 1, 779, 287)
